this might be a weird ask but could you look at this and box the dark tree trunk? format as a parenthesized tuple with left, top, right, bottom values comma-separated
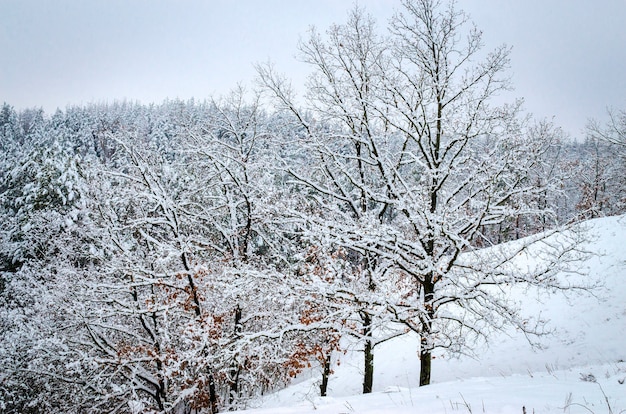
(419, 276, 435, 386)
(362, 312, 374, 393)
(419, 346, 431, 386)
(228, 305, 243, 408)
(319, 352, 332, 397)
(154, 385, 165, 412)
(208, 372, 218, 414)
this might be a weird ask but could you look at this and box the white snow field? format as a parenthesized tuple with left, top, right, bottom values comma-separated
(237, 215, 626, 413)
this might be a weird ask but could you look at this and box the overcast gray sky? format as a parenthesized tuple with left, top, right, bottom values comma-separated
(1, 0, 625, 138)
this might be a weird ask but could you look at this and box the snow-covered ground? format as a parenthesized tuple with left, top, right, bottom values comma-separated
(236, 215, 626, 413)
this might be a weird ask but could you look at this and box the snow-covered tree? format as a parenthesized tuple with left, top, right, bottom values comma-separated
(588, 108, 626, 152)
(0, 109, 98, 413)
(581, 108, 626, 215)
(259, 6, 410, 392)
(259, 0, 585, 387)
(67, 95, 315, 412)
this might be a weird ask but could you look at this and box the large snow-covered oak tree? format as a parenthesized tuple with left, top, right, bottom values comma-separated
(259, 0, 585, 387)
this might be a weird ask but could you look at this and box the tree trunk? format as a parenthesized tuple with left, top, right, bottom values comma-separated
(209, 372, 218, 414)
(362, 312, 374, 393)
(154, 383, 165, 412)
(320, 352, 332, 397)
(420, 276, 435, 386)
(419, 346, 431, 386)
(228, 305, 243, 408)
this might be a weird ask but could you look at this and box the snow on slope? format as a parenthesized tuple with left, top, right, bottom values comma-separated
(242, 368, 625, 413)
(237, 215, 626, 413)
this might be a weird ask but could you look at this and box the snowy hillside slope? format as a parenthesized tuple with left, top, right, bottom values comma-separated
(237, 215, 626, 413)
